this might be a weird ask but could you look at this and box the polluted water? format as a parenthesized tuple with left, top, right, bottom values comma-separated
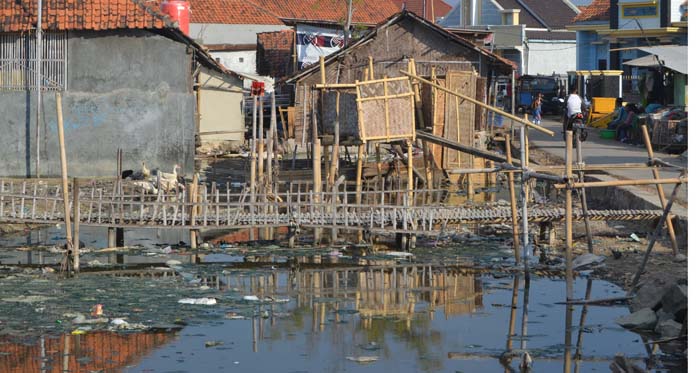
(0, 235, 681, 373)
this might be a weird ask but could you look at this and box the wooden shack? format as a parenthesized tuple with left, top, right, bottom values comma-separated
(282, 10, 516, 153)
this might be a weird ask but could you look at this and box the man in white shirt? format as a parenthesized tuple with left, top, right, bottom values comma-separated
(566, 88, 583, 118)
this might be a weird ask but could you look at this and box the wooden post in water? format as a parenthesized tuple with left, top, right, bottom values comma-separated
(56, 92, 76, 272)
(312, 91, 323, 244)
(575, 134, 593, 253)
(258, 95, 265, 193)
(190, 172, 199, 248)
(564, 130, 574, 299)
(641, 125, 679, 255)
(505, 135, 521, 265)
(356, 143, 365, 242)
(250, 96, 257, 241)
(72, 177, 80, 272)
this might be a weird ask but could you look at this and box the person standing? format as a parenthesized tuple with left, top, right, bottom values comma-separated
(531, 93, 543, 125)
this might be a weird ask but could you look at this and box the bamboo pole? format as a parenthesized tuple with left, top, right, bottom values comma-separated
(641, 125, 679, 255)
(328, 92, 340, 186)
(409, 58, 425, 129)
(368, 56, 374, 80)
(407, 139, 414, 205)
(72, 177, 80, 272)
(505, 135, 520, 265)
(250, 96, 257, 241)
(629, 181, 683, 294)
(564, 130, 573, 300)
(575, 136, 594, 253)
(519, 124, 530, 266)
(399, 70, 555, 136)
(56, 92, 75, 273)
(258, 96, 265, 189)
(356, 143, 365, 242)
(554, 177, 687, 189)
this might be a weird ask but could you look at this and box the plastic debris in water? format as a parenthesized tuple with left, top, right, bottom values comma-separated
(178, 298, 217, 305)
(346, 356, 379, 363)
(243, 295, 260, 301)
(91, 304, 103, 316)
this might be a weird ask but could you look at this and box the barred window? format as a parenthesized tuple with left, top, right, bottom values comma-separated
(0, 32, 67, 91)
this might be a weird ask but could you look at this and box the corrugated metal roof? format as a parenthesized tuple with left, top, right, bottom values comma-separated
(624, 45, 688, 74)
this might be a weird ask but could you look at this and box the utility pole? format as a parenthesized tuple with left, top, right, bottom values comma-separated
(36, 0, 43, 178)
(343, 0, 353, 48)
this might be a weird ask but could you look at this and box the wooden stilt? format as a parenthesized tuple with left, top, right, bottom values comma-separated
(258, 97, 265, 191)
(72, 177, 80, 271)
(575, 137, 593, 253)
(641, 125, 679, 254)
(356, 143, 365, 242)
(56, 92, 76, 273)
(505, 135, 521, 265)
(564, 130, 574, 300)
(190, 173, 199, 248)
(250, 96, 257, 241)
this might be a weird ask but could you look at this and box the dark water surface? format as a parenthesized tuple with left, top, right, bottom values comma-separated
(0, 260, 652, 372)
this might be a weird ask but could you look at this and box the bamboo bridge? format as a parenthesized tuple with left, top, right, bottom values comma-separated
(0, 178, 664, 235)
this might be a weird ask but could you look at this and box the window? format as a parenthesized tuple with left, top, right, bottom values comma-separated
(0, 32, 67, 91)
(238, 57, 244, 63)
(598, 59, 607, 70)
(622, 3, 658, 18)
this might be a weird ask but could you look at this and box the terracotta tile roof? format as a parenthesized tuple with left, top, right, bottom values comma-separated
(571, 0, 609, 23)
(256, 29, 295, 79)
(0, 0, 174, 32)
(390, 0, 452, 20)
(189, 0, 283, 25)
(256, 0, 401, 25)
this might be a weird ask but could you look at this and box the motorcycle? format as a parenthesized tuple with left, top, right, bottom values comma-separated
(567, 112, 588, 144)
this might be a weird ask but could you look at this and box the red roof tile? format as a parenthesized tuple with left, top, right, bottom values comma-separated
(571, 0, 609, 23)
(390, 0, 452, 21)
(185, 0, 400, 26)
(254, 0, 400, 25)
(189, 0, 283, 25)
(0, 0, 172, 32)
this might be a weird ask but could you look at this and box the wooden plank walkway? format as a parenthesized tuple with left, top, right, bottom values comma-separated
(0, 178, 663, 234)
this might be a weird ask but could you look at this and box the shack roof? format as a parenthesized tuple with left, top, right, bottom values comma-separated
(283, 10, 517, 83)
(0, 0, 240, 79)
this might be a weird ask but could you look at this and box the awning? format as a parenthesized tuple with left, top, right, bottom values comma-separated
(623, 45, 688, 74)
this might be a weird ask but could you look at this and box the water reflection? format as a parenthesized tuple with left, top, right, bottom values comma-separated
(0, 261, 653, 372)
(0, 331, 174, 372)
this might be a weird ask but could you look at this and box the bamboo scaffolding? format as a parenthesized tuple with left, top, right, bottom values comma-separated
(641, 125, 679, 255)
(554, 177, 687, 189)
(629, 180, 683, 294)
(400, 70, 554, 136)
(575, 135, 593, 253)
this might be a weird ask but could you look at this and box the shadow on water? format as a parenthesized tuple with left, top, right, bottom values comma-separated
(0, 251, 684, 372)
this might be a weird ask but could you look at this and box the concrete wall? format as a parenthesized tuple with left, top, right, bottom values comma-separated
(210, 50, 257, 74)
(198, 68, 245, 152)
(576, 30, 610, 71)
(526, 40, 577, 75)
(189, 23, 290, 45)
(0, 30, 195, 177)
